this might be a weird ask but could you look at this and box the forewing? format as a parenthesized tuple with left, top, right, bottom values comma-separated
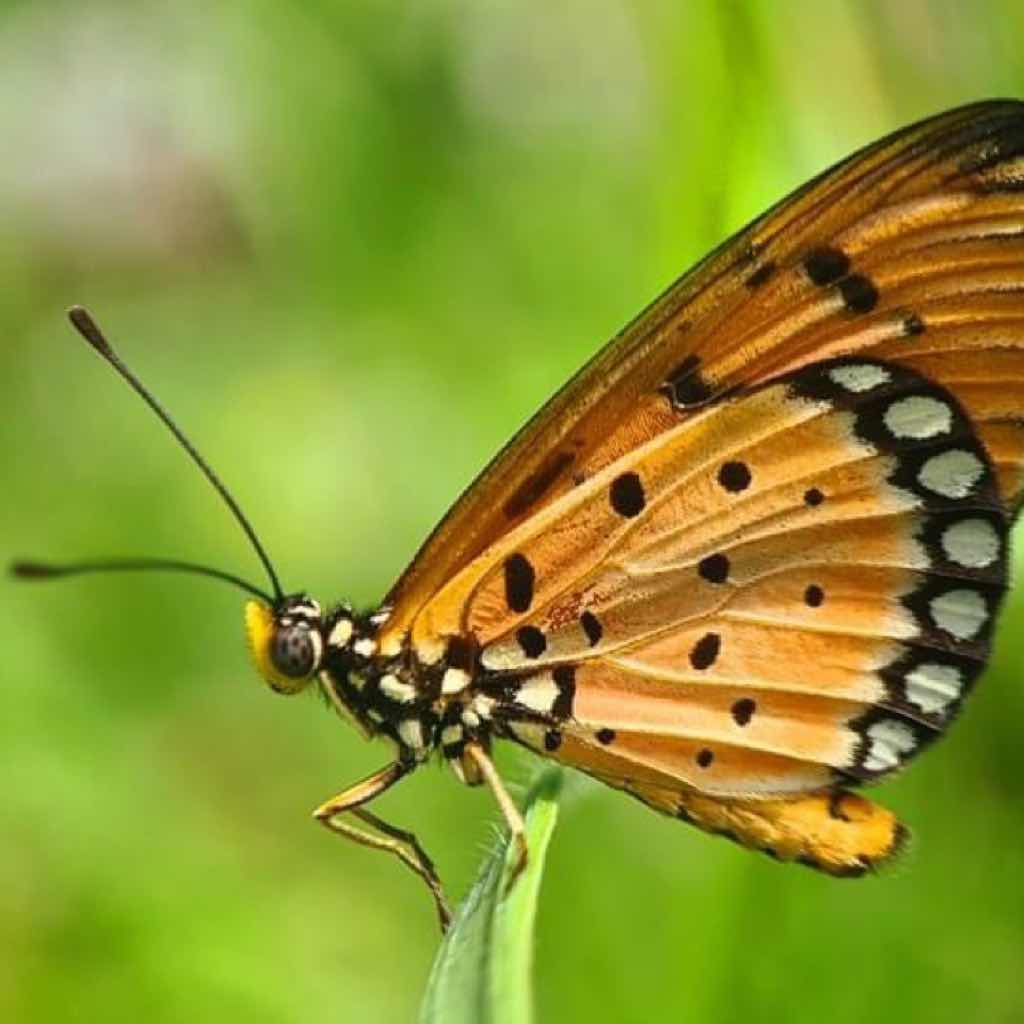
(379, 100, 1024, 659)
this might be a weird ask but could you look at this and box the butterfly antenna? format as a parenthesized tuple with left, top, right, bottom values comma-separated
(12, 307, 285, 604)
(11, 557, 275, 603)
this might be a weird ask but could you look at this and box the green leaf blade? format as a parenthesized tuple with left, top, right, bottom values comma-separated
(419, 768, 563, 1024)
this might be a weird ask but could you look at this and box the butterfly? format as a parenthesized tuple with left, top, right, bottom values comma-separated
(16, 99, 1024, 932)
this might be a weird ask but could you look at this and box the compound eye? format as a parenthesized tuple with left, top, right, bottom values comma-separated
(270, 623, 316, 679)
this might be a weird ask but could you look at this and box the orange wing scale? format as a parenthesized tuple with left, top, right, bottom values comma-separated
(377, 101, 1024, 873)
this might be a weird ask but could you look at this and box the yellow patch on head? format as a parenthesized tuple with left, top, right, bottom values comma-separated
(245, 600, 308, 693)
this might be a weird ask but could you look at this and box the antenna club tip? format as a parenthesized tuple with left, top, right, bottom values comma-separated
(10, 560, 54, 579)
(67, 305, 113, 355)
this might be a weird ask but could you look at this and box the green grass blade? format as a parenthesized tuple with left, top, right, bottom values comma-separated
(419, 768, 563, 1024)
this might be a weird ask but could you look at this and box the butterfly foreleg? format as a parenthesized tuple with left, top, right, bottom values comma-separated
(464, 742, 528, 894)
(313, 761, 452, 932)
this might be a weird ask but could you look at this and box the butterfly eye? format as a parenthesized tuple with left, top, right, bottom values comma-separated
(244, 601, 322, 694)
(270, 622, 318, 680)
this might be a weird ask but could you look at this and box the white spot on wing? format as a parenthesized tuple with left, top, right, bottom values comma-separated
(828, 364, 891, 393)
(929, 588, 988, 640)
(918, 449, 984, 498)
(515, 677, 559, 714)
(904, 662, 963, 714)
(940, 518, 1001, 568)
(883, 395, 953, 440)
(462, 708, 481, 728)
(863, 719, 916, 772)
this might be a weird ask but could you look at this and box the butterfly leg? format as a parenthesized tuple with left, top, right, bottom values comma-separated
(313, 761, 452, 932)
(464, 742, 528, 893)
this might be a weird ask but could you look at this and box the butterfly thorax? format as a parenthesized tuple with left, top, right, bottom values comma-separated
(320, 607, 502, 783)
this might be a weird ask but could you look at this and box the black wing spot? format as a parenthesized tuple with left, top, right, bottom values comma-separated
(516, 626, 546, 659)
(663, 353, 713, 408)
(804, 487, 825, 507)
(696, 748, 715, 768)
(503, 553, 535, 613)
(596, 728, 616, 745)
(718, 460, 752, 493)
(828, 791, 852, 822)
(552, 664, 577, 718)
(838, 274, 879, 314)
(731, 698, 756, 726)
(580, 610, 603, 647)
(805, 584, 825, 607)
(903, 313, 925, 336)
(445, 635, 477, 673)
(544, 730, 562, 752)
(698, 553, 730, 584)
(610, 472, 646, 517)
(689, 632, 721, 670)
(745, 261, 776, 289)
(804, 247, 850, 286)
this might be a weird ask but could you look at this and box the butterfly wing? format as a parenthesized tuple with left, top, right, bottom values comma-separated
(470, 355, 1006, 871)
(379, 99, 1024, 659)
(377, 101, 1024, 872)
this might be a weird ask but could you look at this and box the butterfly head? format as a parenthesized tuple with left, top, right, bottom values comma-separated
(245, 595, 331, 695)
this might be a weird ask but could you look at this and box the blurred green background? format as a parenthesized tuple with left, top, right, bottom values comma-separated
(4, 2, 1024, 1021)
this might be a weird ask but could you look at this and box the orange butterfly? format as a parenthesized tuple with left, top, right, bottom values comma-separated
(17, 99, 1024, 931)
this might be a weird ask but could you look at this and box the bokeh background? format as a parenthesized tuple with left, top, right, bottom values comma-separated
(4, 2, 1024, 1021)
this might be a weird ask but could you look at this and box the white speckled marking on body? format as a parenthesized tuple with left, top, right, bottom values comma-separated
(883, 395, 953, 440)
(470, 694, 496, 720)
(380, 673, 417, 703)
(353, 637, 377, 658)
(940, 518, 1001, 568)
(929, 588, 988, 640)
(328, 619, 353, 648)
(904, 662, 963, 715)
(398, 718, 425, 750)
(441, 724, 463, 746)
(441, 667, 471, 695)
